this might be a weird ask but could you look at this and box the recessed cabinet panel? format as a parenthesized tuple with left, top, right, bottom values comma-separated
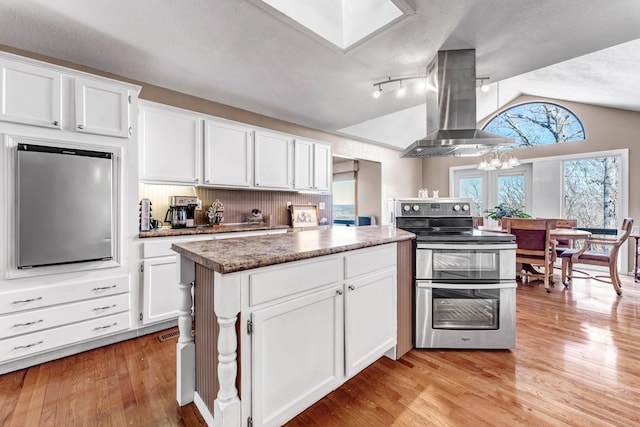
(313, 143, 332, 192)
(203, 119, 253, 187)
(293, 139, 314, 190)
(74, 78, 130, 138)
(344, 271, 396, 377)
(254, 131, 292, 189)
(139, 102, 201, 184)
(142, 256, 181, 324)
(0, 60, 61, 128)
(252, 286, 343, 427)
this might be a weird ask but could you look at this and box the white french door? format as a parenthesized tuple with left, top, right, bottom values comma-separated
(452, 164, 532, 221)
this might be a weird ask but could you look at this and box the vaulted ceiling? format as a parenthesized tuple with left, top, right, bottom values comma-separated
(1, 0, 639, 149)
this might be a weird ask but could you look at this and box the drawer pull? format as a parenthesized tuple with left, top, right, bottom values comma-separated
(13, 319, 44, 328)
(348, 285, 355, 291)
(93, 304, 117, 311)
(93, 285, 117, 291)
(12, 297, 43, 304)
(94, 322, 118, 331)
(14, 340, 44, 350)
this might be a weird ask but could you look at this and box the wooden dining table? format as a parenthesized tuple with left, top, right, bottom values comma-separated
(478, 225, 592, 241)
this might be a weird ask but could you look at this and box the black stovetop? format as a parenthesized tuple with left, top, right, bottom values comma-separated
(401, 228, 516, 243)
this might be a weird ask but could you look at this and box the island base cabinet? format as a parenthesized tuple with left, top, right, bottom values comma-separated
(251, 286, 343, 427)
(345, 270, 396, 378)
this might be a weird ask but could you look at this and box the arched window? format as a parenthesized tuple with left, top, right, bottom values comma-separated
(483, 102, 585, 147)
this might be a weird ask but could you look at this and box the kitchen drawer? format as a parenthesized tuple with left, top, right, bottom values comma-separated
(248, 256, 341, 307)
(0, 311, 130, 362)
(344, 244, 397, 280)
(0, 293, 130, 339)
(0, 276, 130, 315)
(142, 234, 213, 258)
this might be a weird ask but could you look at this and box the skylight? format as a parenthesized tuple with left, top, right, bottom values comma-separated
(253, 0, 415, 51)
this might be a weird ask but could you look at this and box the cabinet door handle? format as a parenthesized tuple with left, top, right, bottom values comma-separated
(348, 285, 355, 291)
(13, 319, 44, 328)
(12, 297, 43, 304)
(94, 322, 118, 331)
(77, 124, 84, 130)
(93, 304, 117, 311)
(336, 289, 343, 296)
(93, 285, 117, 291)
(14, 340, 43, 350)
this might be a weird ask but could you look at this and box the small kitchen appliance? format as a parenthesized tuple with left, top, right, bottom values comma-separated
(393, 198, 517, 349)
(165, 196, 198, 228)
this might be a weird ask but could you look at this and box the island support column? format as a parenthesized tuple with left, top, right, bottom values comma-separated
(213, 271, 242, 426)
(177, 256, 196, 406)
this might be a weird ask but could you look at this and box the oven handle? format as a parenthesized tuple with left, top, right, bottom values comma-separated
(416, 281, 517, 289)
(416, 243, 516, 250)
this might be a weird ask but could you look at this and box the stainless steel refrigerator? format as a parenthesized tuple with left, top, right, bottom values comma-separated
(17, 143, 114, 268)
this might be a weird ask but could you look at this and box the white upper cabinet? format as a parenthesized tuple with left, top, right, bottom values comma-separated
(74, 77, 131, 138)
(254, 130, 293, 189)
(203, 119, 253, 187)
(313, 142, 332, 192)
(0, 59, 62, 129)
(294, 138, 332, 192)
(293, 139, 314, 190)
(139, 101, 202, 184)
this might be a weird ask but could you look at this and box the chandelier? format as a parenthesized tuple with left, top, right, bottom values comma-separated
(477, 151, 520, 170)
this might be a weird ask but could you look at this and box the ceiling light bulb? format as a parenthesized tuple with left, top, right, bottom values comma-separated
(373, 86, 382, 98)
(397, 81, 406, 97)
(414, 80, 427, 94)
(507, 157, 520, 167)
(480, 82, 490, 93)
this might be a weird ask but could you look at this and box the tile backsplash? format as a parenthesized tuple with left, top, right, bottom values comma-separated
(139, 184, 333, 227)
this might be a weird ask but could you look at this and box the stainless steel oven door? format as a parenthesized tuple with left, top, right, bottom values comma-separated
(415, 282, 516, 349)
(416, 243, 516, 283)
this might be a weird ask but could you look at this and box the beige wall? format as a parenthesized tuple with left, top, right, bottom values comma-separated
(422, 95, 640, 269)
(356, 159, 382, 224)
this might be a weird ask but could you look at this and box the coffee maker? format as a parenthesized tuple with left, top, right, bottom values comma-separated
(165, 196, 198, 228)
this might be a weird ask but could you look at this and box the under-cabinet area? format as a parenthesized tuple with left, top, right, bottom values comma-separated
(171, 227, 414, 427)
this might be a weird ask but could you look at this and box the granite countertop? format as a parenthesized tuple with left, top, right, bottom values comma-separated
(139, 223, 290, 238)
(171, 225, 415, 274)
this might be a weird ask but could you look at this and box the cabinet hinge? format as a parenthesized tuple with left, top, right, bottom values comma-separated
(139, 313, 143, 321)
(248, 417, 253, 427)
(128, 94, 132, 104)
(247, 319, 253, 335)
(140, 263, 144, 273)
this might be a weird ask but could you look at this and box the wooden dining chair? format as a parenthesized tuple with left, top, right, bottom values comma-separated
(561, 218, 634, 295)
(507, 218, 557, 292)
(553, 218, 578, 256)
(473, 216, 484, 228)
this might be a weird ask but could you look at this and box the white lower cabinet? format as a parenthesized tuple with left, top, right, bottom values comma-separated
(251, 286, 343, 427)
(0, 276, 131, 363)
(344, 270, 396, 377)
(246, 244, 397, 427)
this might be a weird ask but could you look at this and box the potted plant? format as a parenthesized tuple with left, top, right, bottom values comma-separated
(485, 203, 531, 227)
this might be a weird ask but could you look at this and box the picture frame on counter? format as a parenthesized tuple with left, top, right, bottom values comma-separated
(290, 204, 319, 228)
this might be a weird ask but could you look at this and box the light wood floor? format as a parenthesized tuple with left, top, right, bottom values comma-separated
(2, 275, 640, 426)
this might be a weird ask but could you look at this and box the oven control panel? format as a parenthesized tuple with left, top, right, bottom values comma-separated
(395, 198, 472, 217)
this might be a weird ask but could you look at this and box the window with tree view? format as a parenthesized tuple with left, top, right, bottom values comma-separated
(483, 102, 585, 147)
(564, 156, 620, 230)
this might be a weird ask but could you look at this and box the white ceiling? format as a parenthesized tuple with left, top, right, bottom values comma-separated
(1, 0, 639, 150)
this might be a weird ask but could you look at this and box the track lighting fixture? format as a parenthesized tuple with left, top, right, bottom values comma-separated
(478, 77, 491, 93)
(371, 75, 426, 98)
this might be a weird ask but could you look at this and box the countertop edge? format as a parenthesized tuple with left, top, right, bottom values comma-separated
(171, 227, 415, 274)
(139, 223, 290, 238)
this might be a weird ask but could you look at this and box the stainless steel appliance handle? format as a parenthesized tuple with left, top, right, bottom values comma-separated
(416, 243, 516, 250)
(416, 281, 517, 289)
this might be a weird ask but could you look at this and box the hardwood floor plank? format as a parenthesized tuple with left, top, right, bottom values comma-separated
(2, 275, 640, 426)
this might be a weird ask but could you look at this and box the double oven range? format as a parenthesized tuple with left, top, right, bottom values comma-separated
(394, 198, 517, 349)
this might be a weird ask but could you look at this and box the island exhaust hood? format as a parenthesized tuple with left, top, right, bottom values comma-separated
(401, 49, 515, 158)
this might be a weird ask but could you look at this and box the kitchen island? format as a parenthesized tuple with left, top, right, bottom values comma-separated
(171, 226, 414, 427)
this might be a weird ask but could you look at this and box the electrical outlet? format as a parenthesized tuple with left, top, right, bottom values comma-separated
(287, 201, 292, 207)
(319, 202, 325, 210)
(196, 199, 202, 210)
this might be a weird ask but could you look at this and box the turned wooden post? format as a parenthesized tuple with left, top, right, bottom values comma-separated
(176, 256, 195, 406)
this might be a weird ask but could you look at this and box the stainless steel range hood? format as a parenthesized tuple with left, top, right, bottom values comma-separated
(401, 49, 515, 158)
